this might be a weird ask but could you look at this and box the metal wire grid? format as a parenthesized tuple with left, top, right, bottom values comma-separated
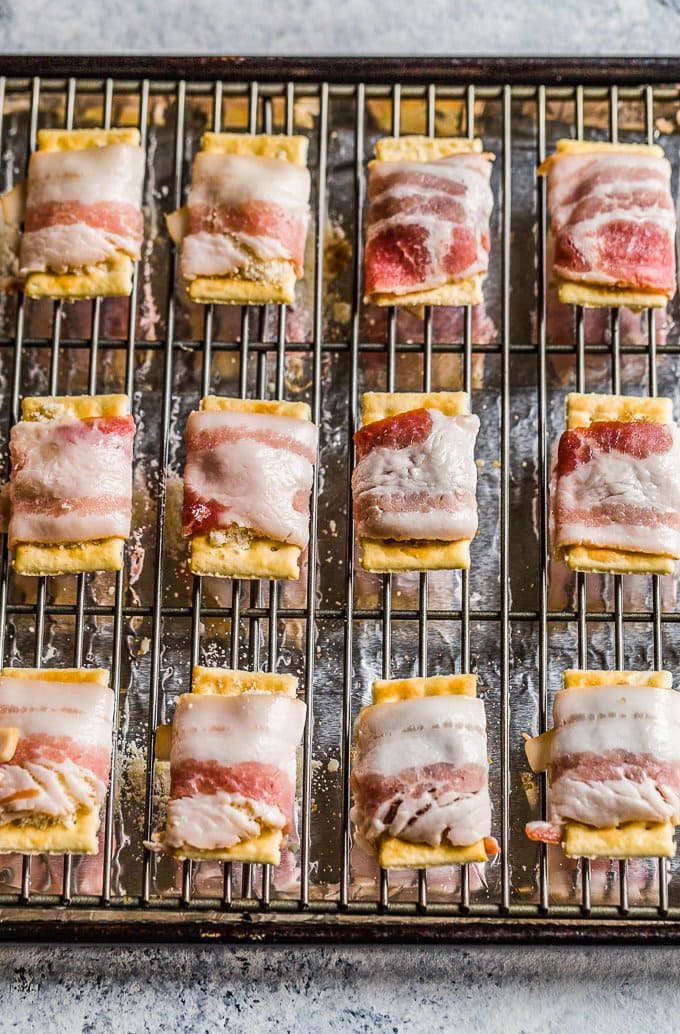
(0, 66, 678, 939)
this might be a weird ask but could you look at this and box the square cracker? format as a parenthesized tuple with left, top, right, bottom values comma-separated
(544, 669, 675, 859)
(364, 673, 494, 868)
(539, 139, 671, 309)
(366, 136, 492, 309)
(0, 666, 111, 855)
(188, 395, 312, 581)
(554, 392, 677, 575)
(181, 132, 308, 306)
(24, 128, 142, 300)
(12, 394, 131, 576)
(357, 391, 474, 573)
(165, 665, 301, 864)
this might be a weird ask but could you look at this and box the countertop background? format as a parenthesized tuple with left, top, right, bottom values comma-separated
(2, 3, 680, 1031)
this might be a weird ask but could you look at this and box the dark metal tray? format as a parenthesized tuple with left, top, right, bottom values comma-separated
(0, 56, 680, 944)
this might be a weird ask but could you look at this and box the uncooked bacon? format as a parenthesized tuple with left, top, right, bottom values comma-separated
(364, 154, 493, 297)
(8, 414, 135, 546)
(19, 144, 145, 274)
(182, 409, 318, 548)
(546, 152, 676, 296)
(552, 419, 680, 557)
(352, 408, 479, 542)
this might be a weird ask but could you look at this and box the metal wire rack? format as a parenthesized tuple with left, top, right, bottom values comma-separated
(0, 57, 679, 943)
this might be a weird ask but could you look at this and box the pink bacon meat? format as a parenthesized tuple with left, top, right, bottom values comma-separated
(8, 414, 135, 546)
(182, 408, 318, 548)
(179, 152, 310, 280)
(364, 153, 493, 297)
(351, 694, 493, 851)
(547, 152, 677, 296)
(0, 674, 114, 821)
(165, 690, 307, 853)
(525, 683, 680, 845)
(552, 419, 680, 558)
(19, 143, 145, 274)
(352, 407, 479, 542)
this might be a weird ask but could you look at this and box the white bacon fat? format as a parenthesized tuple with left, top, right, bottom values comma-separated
(179, 152, 310, 280)
(19, 144, 145, 274)
(164, 691, 307, 853)
(0, 675, 114, 824)
(527, 684, 680, 836)
(8, 414, 135, 546)
(352, 409, 479, 542)
(182, 409, 318, 548)
(552, 421, 680, 558)
(351, 694, 492, 850)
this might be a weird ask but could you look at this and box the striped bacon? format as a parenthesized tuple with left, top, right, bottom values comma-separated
(364, 154, 493, 297)
(552, 420, 680, 557)
(546, 153, 677, 296)
(8, 414, 135, 546)
(182, 409, 318, 548)
(352, 408, 479, 542)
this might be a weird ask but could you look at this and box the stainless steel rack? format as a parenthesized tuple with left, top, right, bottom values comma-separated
(0, 57, 679, 944)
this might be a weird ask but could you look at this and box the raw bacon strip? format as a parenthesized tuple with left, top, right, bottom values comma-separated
(352, 408, 479, 542)
(351, 694, 492, 849)
(552, 420, 680, 557)
(182, 409, 318, 548)
(8, 414, 135, 546)
(165, 691, 306, 852)
(19, 144, 145, 274)
(525, 684, 680, 842)
(546, 153, 676, 295)
(0, 674, 114, 823)
(180, 153, 310, 280)
(364, 154, 493, 297)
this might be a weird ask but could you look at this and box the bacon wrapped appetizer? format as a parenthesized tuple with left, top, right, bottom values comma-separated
(182, 395, 318, 580)
(551, 392, 680, 576)
(166, 132, 310, 306)
(151, 666, 306, 865)
(525, 669, 679, 859)
(539, 139, 677, 309)
(3, 128, 145, 299)
(364, 136, 494, 310)
(0, 667, 114, 855)
(5, 394, 136, 576)
(352, 391, 479, 573)
(351, 674, 497, 868)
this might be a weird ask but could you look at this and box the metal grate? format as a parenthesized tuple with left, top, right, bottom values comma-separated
(0, 58, 679, 943)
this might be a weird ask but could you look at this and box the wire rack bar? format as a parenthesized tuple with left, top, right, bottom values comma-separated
(0, 62, 679, 941)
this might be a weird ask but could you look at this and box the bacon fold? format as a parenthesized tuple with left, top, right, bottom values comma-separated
(163, 692, 306, 852)
(351, 694, 492, 851)
(177, 153, 310, 280)
(19, 144, 145, 274)
(525, 684, 680, 844)
(0, 675, 114, 824)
